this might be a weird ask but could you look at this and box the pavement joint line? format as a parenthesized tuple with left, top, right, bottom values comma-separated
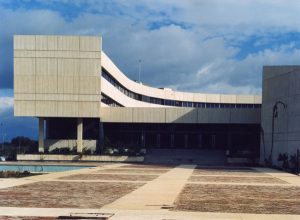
(87, 172, 162, 175)
(45, 179, 149, 183)
(186, 181, 290, 186)
(191, 174, 273, 178)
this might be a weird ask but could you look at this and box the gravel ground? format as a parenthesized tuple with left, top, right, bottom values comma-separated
(1, 217, 56, 220)
(174, 184, 300, 214)
(189, 175, 288, 184)
(0, 181, 144, 208)
(193, 168, 267, 176)
(120, 164, 174, 169)
(59, 173, 158, 181)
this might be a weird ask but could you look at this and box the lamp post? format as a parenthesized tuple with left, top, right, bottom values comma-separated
(138, 59, 142, 83)
(269, 101, 287, 165)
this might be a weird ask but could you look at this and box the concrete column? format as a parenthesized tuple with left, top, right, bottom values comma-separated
(198, 134, 202, 148)
(38, 117, 44, 153)
(77, 118, 83, 153)
(184, 134, 188, 148)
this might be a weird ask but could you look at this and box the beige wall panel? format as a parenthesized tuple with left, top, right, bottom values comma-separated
(78, 102, 100, 118)
(79, 51, 101, 59)
(220, 95, 236, 103)
(166, 108, 197, 123)
(35, 94, 58, 101)
(14, 50, 36, 58)
(57, 36, 79, 51)
(78, 94, 99, 102)
(14, 58, 35, 75)
(57, 76, 79, 94)
(230, 109, 261, 124)
(100, 107, 133, 122)
(57, 101, 78, 117)
(63, 94, 78, 101)
(79, 36, 101, 51)
(35, 36, 48, 50)
(36, 58, 57, 75)
(182, 92, 194, 101)
(14, 93, 35, 101)
(47, 36, 58, 50)
(14, 35, 35, 50)
(14, 100, 35, 116)
(79, 76, 100, 94)
(193, 93, 207, 102)
(133, 108, 166, 123)
(206, 94, 221, 103)
(254, 95, 262, 104)
(198, 109, 230, 123)
(36, 101, 57, 117)
(236, 95, 254, 103)
(57, 51, 79, 58)
(36, 75, 57, 94)
(35, 50, 57, 58)
(14, 75, 36, 93)
(58, 58, 80, 76)
(79, 59, 101, 76)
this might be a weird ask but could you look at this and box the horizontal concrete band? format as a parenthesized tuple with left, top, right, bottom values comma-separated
(100, 107, 261, 124)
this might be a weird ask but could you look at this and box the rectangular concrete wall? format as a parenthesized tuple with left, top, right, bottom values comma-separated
(14, 35, 102, 118)
(261, 66, 300, 166)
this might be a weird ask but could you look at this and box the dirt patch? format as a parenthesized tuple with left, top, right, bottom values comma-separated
(0, 181, 144, 208)
(97, 168, 168, 174)
(196, 166, 254, 170)
(174, 184, 300, 214)
(121, 164, 175, 169)
(1, 217, 55, 220)
(60, 174, 158, 181)
(193, 168, 267, 176)
(189, 175, 288, 184)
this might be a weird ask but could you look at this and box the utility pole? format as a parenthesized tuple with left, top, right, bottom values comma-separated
(138, 59, 142, 83)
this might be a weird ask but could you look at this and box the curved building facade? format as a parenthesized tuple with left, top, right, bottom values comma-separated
(14, 35, 263, 163)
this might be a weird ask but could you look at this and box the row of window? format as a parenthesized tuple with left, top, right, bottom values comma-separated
(101, 93, 123, 107)
(102, 68, 261, 109)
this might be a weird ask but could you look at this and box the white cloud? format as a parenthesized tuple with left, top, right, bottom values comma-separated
(0, 97, 13, 114)
(0, 1, 300, 95)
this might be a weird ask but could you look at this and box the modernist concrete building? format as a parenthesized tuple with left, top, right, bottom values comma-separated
(13, 35, 299, 164)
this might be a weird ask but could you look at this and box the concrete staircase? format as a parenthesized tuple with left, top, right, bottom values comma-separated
(144, 148, 227, 165)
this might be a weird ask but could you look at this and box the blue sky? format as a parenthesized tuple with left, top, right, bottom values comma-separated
(0, 0, 300, 140)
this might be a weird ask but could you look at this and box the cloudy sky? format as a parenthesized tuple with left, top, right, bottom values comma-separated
(0, 0, 300, 140)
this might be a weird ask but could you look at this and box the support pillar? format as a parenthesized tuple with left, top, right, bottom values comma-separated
(198, 134, 202, 149)
(77, 118, 83, 153)
(38, 117, 44, 153)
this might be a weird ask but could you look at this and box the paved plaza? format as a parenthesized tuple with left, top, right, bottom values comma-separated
(0, 163, 300, 219)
